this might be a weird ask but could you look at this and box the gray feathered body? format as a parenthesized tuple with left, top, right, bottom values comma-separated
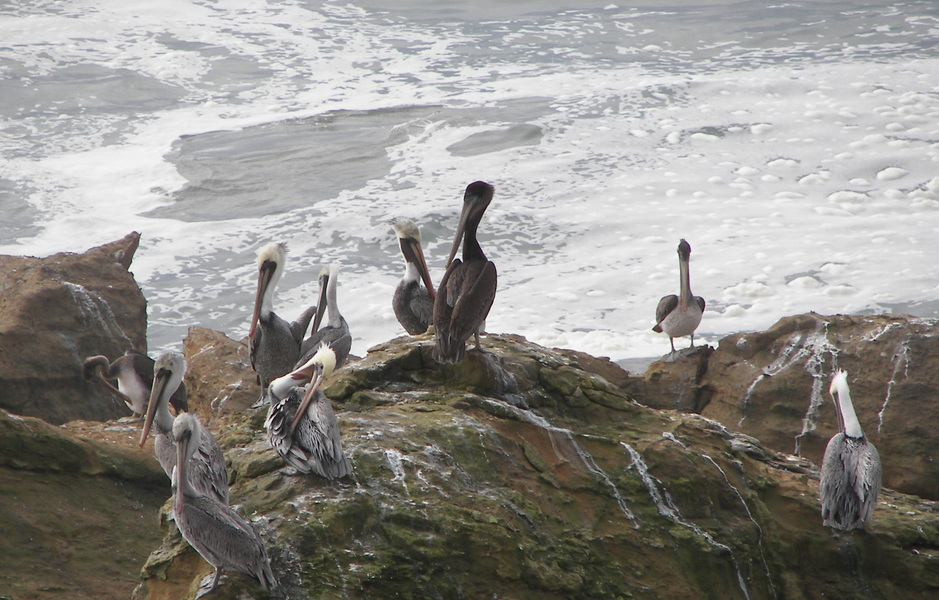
(298, 318, 351, 369)
(154, 426, 229, 505)
(820, 432, 882, 530)
(265, 386, 351, 479)
(174, 484, 276, 591)
(393, 279, 434, 335)
(250, 305, 316, 389)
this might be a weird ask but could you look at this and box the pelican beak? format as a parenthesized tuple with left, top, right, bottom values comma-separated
(174, 431, 190, 510)
(289, 365, 324, 435)
(140, 368, 170, 447)
(250, 261, 276, 338)
(446, 202, 471, 270)
(401, 237, 436, 301)
(310, 272, 330, 333)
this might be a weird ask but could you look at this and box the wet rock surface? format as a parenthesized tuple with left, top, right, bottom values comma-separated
(2, 251, 939, 600)
(0, 233, 147, 424)
(127, 329, 939, 600)
(639, 313, 939, 501)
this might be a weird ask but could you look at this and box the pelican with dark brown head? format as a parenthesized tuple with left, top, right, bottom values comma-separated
(433, 181, 497, 363)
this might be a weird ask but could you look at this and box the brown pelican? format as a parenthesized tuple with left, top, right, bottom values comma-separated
(296, 264, 351, 369)
(433, 181, 498, 364)
(265, 344, 352, 479)
(820, 370, 882, 530)
(390, 217, 436, 335)
(139, 351, 229, 504)
(172, 412, 277, 593)
(249, 242, 317, 393)
(83, 349, 188, 416)
(652, 239, 706, 357)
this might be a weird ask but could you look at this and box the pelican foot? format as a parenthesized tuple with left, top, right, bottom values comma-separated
(679, 346, 700, 357)
(195, 571, 223, 598)
(663, 351, 680, 364)
(249, 394, 268, 410)
(279, 467, 304, 476)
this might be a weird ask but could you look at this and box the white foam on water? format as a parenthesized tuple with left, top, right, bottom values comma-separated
(2, 1, 939, 362)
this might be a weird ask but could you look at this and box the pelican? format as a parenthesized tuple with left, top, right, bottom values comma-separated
(653, 239, 706, 357)
(296, 264, 351, 369)
(390, 217, 436, 335)
(139, 351, 229, 505)
(265, 344, 352, 479)
(172, 412, 277, 593)
(433, 181, 498, 364)
(820, 370, 882, 530)
(83, 349, 187, 416)
(249, 242, 317, 393)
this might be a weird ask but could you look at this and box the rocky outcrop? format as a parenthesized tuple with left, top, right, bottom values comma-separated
(0, 233, 147, 424)
(638, 313, 939, 501)
(0, 408, 168, 599)
(130, 329, 939, 600)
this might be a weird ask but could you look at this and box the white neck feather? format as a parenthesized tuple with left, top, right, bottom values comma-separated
(831, 372, 863, 438)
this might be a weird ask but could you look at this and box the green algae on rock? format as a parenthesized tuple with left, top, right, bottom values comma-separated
(132, 328, 939, 600)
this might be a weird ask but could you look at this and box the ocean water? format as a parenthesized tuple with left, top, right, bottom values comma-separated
(2, 0, 938, 369)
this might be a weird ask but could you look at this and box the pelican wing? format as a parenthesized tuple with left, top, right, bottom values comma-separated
(290, 304, 318, 346)
(410, 288, 434, 332)
(694, 295, 707, 313)
(853, 441, 882, 524)
(192, 433, 231, 505)
(265, 392, 313, 474)
(445, 260, 497, 344)
(300, 395, 351, 479)
(298, 319, 352, 369)
(177, 494, 276, 591)
(653, 294, 678, 331)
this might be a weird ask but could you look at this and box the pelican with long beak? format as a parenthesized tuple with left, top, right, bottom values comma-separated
(249, 242, 317, 394)
(172, 412, 277, 593)
(140, 351, 229, 505)
(820, 370, 882, 530)
(265, 344, 352, 479)
(296, 264, 351, 369)
(433, 181, 497, 363)
(83, 349, 187, 416)
(653, 239, 706, 358)
(390, 217, 436, 335)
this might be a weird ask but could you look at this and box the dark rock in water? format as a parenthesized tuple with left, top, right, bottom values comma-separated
(641, 313, 939, 502)
(0, 232, 147, 424)
(133, 330, 939, 600)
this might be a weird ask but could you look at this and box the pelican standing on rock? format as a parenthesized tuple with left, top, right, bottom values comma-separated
(820, 370, 882, 530)
(139, 351, 229, 505)
(653, 239, 706, 357)
(84, 349, 188, 416)
(297, 264, 351, 369)
(172, 412, 277, 593)
(433, 181, 497, 364)
(265, 343, 352, 479)
(390, 217, 436, 335)
(249, 242, 317, 394)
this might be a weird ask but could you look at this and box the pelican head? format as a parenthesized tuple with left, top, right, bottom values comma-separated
(289, 344, 337, 433)
(311, 264, 339, 333)
(250, 243, 287, 338)
(446, 181, 495, 268)
(390, 217, 421, 243)
(391, 217, 435, 300)
(677, 239, 691, 262)
(171, 412, 201, 502)
(268, 343, 337, 401)
(140, 351, 187, 447)
(829, 369, 863, 438)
